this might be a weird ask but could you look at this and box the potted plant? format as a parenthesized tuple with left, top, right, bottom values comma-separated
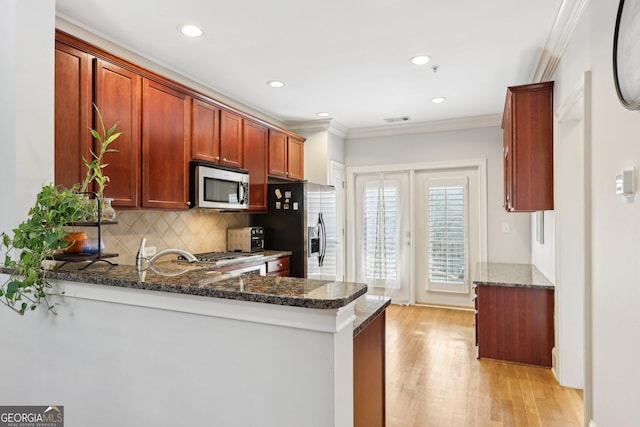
(0, 184, 94, 315)
(81, 104, 121, 221)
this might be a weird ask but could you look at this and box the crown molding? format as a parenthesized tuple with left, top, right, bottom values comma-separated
(345, 114, 502, 140)
(286, 119, 348, 138)
(532, 0, 590, 82)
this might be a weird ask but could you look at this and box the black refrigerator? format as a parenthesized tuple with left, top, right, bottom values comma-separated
(252, 181, 336, 280)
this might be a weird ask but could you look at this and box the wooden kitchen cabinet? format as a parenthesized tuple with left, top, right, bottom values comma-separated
(268, 130, 305, 180)
(266, 256, 290, 277)
(191, 99, 221, 164)
(476, 284, 554, 367)
(219, 109, 244, 168)
(141, 79, 191, 209)
(94, 58, 142, 207)
(286, 135, 305, 180)
(243, 120, 269, 212)
(354, 310, 386, 427)
(502, 81, 554, 212)
(54, 42, 93, 189)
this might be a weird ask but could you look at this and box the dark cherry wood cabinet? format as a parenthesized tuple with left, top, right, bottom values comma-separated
(191, 99, 221, 164)
(268, 130, 304, 180)
(219, 109, 244, 168)
(268, 130, 288, 178)
(354, 310, 386, 427)
(287, 135, 305, 180)
(502, 81, 554, 212)
(94, 58, 142, 208)
(476, 285, 554, 367)
(54, 42, 92, 189)
(141, 79, 191, 209)
(243, 120, 269, 212)
(266, 256, 290, 277)
(54, 30, 306, 210)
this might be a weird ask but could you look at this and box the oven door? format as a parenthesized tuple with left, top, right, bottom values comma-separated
(226, 263, 266, 276)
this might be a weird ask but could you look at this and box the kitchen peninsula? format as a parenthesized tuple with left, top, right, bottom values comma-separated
(0, 261, 380, 427)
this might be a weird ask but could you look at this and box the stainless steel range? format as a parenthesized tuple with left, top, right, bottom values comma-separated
(192, 251, 263, 263)
(185, 251, 266, 275)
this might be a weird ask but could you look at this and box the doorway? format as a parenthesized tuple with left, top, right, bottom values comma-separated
(554, 72, 591, 398)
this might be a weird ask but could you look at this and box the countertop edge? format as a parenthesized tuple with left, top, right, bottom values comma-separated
(353, 295, 391, 337)
(1, 264, 367, 310)
(472, 262, 555, 290)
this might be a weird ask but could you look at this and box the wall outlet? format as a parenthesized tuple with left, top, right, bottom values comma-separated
(145, 246, 157, 257)
(501, 222, 510, 233)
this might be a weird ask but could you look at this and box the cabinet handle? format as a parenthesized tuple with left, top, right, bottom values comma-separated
(222, 158, 227, 162)
(278, 263, 283, 267)
(186, 201, 191, 206)
(215, 156, 220, 161)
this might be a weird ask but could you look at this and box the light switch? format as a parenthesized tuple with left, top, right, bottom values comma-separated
(616, 168, 634, 196)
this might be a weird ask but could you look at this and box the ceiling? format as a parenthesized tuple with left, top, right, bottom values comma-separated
(55, 0, 562, 132)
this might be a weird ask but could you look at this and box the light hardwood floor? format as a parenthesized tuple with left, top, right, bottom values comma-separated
(385, 305, 584, 427)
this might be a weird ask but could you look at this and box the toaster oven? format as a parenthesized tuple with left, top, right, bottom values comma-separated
(227, 227, 264, 253)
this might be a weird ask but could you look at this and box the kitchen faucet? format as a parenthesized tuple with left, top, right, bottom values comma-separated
(136, 238, 198, 271)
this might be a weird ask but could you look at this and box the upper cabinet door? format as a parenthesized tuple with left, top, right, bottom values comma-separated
(268, 130, 288, 178)
(243, 120, 269, 212)
(142, 79, 191, 209)
(54, 42, 93, 189)
(94, 58, 142, 207)
(502, 81, 554, 212)
(220, 110, 243, 168)
(287, 136, 305, 181)
(192, 99, 221, 163)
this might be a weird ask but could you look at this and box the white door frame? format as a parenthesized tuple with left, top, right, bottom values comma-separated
(553, 71, 592, 417)
(346, 159, 488, 298)
(329, 160, 346, 282)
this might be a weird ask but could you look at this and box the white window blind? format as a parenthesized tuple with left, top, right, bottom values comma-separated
(363, 179, 398, 286)
(427, 177, 468, 289)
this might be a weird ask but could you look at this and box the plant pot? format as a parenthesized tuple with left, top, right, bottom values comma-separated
(64, 231, 88, 254)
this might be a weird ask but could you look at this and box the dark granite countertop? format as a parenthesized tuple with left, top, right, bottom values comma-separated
(1, 260, 367, 310)
(353, 295, 391, 337)
(472, 262, 554, 290)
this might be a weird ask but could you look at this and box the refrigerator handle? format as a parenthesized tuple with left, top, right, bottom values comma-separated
(319, 213, 326, 267)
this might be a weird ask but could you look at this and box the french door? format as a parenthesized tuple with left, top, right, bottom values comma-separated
(354, 171, 411, 304)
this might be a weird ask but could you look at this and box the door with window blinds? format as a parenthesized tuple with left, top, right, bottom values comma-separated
(354, 171, 411, 304)
(414, 169, 479, 306)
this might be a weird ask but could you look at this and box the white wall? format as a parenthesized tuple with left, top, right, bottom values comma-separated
(302, 128, 346, 185)
(0, 278, 354, 427)
(303, 130, 330, 184)
(588, 0, 640, 425)
(345, 126, 531, 264)
(0, 0, 55, 235)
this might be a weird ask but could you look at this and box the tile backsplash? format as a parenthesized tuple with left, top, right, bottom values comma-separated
(79, 210, 248, 265)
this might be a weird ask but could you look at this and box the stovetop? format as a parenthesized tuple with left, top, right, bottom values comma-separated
(190, 251, 264, 263)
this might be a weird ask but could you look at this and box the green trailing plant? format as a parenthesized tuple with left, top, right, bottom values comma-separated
(80, 104, 121, 199)
(0, 184, 94, 315)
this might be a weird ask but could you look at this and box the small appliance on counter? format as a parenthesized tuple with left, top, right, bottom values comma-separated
(227, 226, 264, 253)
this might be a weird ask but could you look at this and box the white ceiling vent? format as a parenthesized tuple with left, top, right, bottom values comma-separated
(384, 116, 411, 123)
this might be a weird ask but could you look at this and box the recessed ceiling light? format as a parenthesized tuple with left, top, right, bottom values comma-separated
(410, 55, 431, 65)
(431, 97, 446, 104)
(178, 24, 203, 37)
(317, 112, 331, 117)
(266, 80, 285, 88)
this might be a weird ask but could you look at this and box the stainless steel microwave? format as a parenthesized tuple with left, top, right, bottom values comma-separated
(190, 161, 249, 210)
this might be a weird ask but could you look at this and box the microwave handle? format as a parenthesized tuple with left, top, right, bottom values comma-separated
(238, 182, 246, 204)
